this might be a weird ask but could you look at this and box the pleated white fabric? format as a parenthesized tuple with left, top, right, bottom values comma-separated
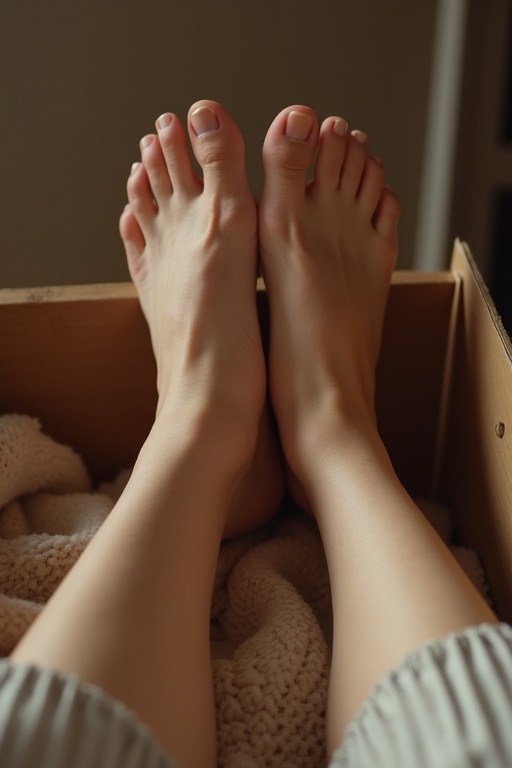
(332, 623, 512, 768)
(0, 661, 177, 768)
(0, 623, 511, 768)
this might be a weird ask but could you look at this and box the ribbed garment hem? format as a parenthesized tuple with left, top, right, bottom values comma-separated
(0, 659, 177, 768)
(1, 623, 511, 767)
(331, 622, 512, 768)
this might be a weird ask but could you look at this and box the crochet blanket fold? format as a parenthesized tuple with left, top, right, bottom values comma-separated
(0, 414, 489, 767)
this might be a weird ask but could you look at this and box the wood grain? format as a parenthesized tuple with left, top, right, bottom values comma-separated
(0, 275, 455, 496)
(441, 240, 512, 620)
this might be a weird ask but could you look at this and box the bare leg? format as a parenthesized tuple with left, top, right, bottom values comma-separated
(121, 106, 285, 543)
(11, 101, 273, 768)
(258, 106, 498, 759)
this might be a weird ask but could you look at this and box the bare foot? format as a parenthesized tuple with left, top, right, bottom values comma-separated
(258, 106, 400, 488)
(259, 111, 500, 764)
(119, 100, 285, 537)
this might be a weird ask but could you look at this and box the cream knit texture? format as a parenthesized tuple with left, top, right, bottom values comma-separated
(0, 414, 490, 767)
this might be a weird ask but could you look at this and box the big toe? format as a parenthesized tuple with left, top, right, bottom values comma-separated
(262, 105, 319, 203)
(187, 100, 250, 196)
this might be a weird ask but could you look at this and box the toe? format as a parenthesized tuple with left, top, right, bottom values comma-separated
(312, 116, 348, 194)
(261, 105, 319, 203)
(339, 131, 368, 199)
(139, 134, 172, 205)
(155, 112, 198, 197)
(357, 155, 385, 214)
(373, 187, 400, 247)
(126, 162, 157, 238)
(119, 204, 146, 283)
(187, 100, 249, 196)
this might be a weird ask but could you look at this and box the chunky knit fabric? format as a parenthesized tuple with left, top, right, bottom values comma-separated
(0, 414, 492, 767)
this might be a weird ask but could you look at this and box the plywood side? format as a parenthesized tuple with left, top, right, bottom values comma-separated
(0, 293, 157, 482)
(441, 240, 512, 620)
(0, 274, 454, 493)
(377, 277, 455, 496)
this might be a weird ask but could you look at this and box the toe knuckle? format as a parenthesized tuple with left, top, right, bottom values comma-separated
(202, 149, 230, 167)
(128, 193, 146, 213)
(269, 145, 308, 177)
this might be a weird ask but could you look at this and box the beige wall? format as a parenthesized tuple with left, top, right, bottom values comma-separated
(1, 1, 438, 287)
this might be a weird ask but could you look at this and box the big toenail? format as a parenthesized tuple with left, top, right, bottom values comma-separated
(130, 162, 141, 175)
(140, 135, 154, 149)
(156, 113, 172, 130)
(285, 111, 313, 141)
(190, 106, 220, 136)
(333, 118, 348, 136)
(352, 130, 368, 145)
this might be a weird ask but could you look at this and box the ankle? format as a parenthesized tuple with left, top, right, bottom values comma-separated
(150, 401, 260, 478)
(285, 404, 380, 486)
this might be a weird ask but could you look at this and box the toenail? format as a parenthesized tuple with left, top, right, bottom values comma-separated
(351, 130, 368, 145)
(190, 105, 220, 137)
(140, 135, 154, 149)
(333, 118, 348, 136)
(130, 162, 141, 175)
(285, 111, 314, 141)
(156, 113, 172, 130)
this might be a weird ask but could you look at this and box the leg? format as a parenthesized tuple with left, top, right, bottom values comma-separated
(258, 106, 498, 759)
(11, 101, 271, 768)
(122, 109, 285, 543)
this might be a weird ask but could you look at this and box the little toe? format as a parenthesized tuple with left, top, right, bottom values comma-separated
(155, 112, 198, 197)
(357, 155, 385, 214)
(261, 105, 319, 203)
(373, 186, 400, 248)
(126, 161, 157, 237)
(187, 100, 250, 196)
(312, 116, 348, 194)
(119, 204, 146, 283)
(339, 131, 368, 198)
(139, 133, 172, 205)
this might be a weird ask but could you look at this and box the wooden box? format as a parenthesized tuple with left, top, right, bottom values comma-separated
(1, 240, 511, 620)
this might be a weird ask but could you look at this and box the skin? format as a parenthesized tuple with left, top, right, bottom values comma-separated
(12, 100, 269, 768)
(258, 105, 498, 755)
(10, 100, 498, 768)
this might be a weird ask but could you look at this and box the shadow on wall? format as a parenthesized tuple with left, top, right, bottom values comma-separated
(0, 0, 438, 287)
(489, 31, 512, 338)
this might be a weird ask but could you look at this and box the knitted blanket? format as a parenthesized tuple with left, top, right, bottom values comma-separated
(0, 414, 490, 768)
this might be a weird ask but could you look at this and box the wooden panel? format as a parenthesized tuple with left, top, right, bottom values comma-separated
(0, 275, 455, 496)
(440, 240, 512, 620)
(376, 273, 455, 496)
(0, 284, 157, 483)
